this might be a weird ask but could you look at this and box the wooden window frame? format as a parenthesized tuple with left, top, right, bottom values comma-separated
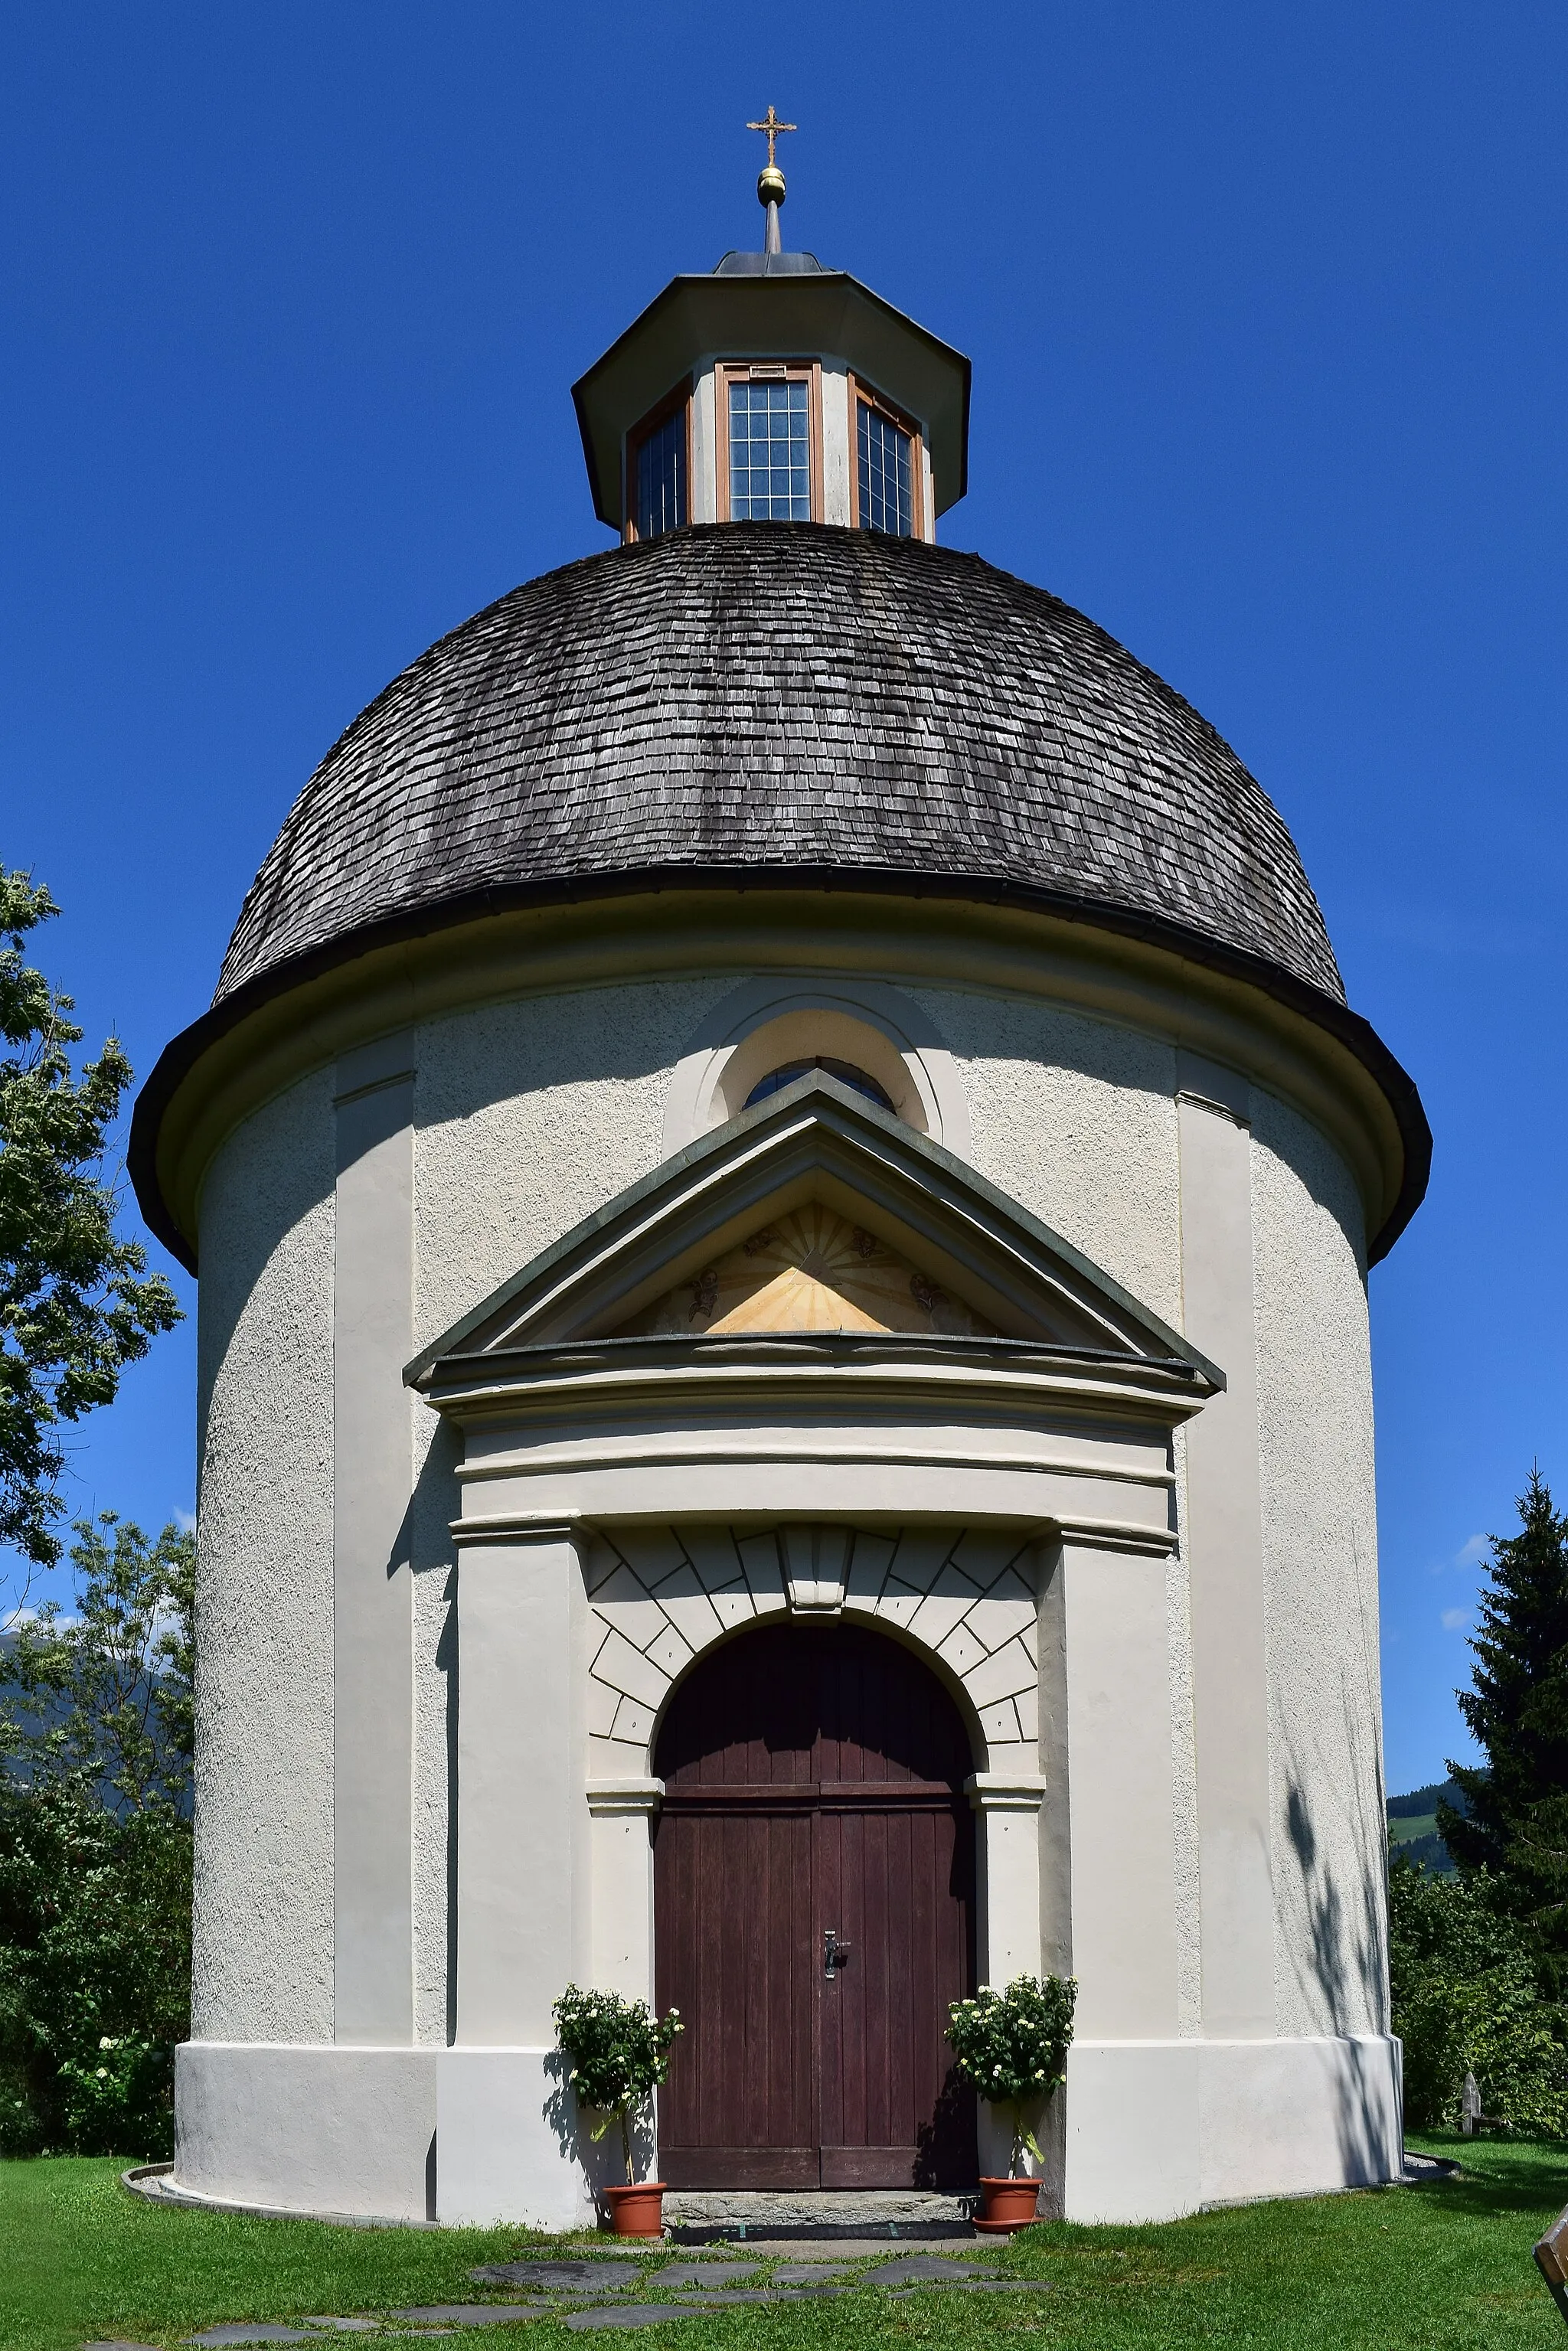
(848, 373, 926, 540)
(623, 377, 694, 544)
(715, 359, 824, 524)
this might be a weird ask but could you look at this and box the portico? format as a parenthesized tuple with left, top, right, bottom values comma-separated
(401, 1072, 1206, 2218)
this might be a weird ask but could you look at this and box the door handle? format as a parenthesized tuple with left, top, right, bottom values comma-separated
(824, 1927, 852, 1977)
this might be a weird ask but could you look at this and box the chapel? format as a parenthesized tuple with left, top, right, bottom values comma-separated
(130, 140, 1429, 2229)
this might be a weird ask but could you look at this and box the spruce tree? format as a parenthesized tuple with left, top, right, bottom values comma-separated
(1440, 1470, 1568, 1993)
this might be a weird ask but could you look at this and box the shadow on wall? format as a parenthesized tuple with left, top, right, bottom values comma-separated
(1246, 1084, 1371, 1279)
(1282, 1685, 1397, 2185)
(543, 2057, 654, 2208)
(912, 2066, 978, 2193)
(438, 1571, 459, 2047)
(416, 981, 720, 1128)
(397, 1419, 463, 2040)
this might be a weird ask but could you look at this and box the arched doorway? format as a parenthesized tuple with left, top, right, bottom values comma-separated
(653, 1619, 977, 2189)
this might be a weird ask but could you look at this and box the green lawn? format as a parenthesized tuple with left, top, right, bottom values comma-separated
(2, 2137, 1564, 2351)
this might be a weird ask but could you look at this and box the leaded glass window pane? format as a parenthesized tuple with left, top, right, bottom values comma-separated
(729, 378, 812, 520)
(858, 402, 913, 537)
(744, 1056, 895, 1111)
(635, 407, 687, 540)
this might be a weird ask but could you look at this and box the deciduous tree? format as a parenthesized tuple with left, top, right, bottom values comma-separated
(1, 870, 181, 1568)
(1388, 1854, 1566, 2134)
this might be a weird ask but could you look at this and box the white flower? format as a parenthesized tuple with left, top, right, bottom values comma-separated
(95, 2068, 108, 2080)
(99, 2036, 114, 2051)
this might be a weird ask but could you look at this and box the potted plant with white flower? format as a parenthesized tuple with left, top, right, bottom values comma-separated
(946, 1973, 1076, 2230)
(552, 1984, 684, 2237)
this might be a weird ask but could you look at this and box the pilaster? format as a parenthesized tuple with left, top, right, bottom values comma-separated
(332, 1036, 415, 2045)
(1060, 1531, 1182, 2039)
(452, 1517, 585, 2044)
(967, 1772, 1047, 1984)
(1177, 1053, 1276, 2038)
(586, 1780, 663, 2003)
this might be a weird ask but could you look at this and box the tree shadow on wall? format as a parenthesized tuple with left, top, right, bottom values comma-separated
(1282, 1683, 1398, 2187)
(915, 2065, 978, 2193)
(400, 1415, 465, 2045)
(542, 2059, 655, 2208)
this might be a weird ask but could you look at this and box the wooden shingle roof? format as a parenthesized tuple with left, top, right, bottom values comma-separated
(216, 524, 1344, 1007)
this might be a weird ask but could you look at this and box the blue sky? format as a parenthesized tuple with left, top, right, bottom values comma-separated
(2, 3, 1563, 1791)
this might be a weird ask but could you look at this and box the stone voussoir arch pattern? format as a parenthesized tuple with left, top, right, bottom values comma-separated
(582, 1521, 1041, 1784)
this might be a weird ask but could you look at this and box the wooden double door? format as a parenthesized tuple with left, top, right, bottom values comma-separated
(652, 1621, 976, 2190)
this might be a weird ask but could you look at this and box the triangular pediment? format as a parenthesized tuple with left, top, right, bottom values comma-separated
(406, 1072, 1222, 1387)
(612, 1200, 998, 1340)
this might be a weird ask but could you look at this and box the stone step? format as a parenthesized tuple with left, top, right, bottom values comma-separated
(664, 2189, 977, 2242)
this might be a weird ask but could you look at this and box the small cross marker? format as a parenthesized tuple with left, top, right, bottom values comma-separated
(746, 106, 797, 172)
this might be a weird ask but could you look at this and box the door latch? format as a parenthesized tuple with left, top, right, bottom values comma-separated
(824, 1927, 853, 1977)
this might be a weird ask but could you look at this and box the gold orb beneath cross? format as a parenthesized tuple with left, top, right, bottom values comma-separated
(757, 164, 786, 207)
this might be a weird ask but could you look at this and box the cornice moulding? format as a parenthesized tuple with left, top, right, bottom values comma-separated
(131, 886, 1421, 1274)
(453, 1444, 1177, 1491)
(446, 1513, 581, 1548)
(431, 1359, 1206, 1430)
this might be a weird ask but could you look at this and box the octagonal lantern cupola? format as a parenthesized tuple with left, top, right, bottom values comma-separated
(572, 122, 970, 544)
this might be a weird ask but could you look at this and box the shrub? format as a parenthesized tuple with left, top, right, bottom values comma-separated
(0, 1513, 193, 2154)
(552, 1984, 683, 2182)
(0, 1777, 189, 2154)
(1389, 1854, 1568, 2134)
(57, 2035, 173, 2157)
(946, 1973, 1076, 2174)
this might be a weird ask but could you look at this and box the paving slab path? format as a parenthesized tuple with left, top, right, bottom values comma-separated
(470, 2268, 641, 2292)
(637, 2267, 762, 2289)
(391, 2313, 541, 2327)
(131, 2233, 1043, 2351)
(560, 2313, 688, 2333)
(187, 2330, 312, 2346)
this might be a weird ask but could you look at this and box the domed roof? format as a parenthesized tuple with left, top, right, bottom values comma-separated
(217, 524, 1344, 1007)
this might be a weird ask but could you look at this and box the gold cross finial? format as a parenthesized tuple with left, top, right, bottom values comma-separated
(746, 106, 797, 172)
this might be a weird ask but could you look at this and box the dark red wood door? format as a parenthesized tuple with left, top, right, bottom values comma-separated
(653, 1621, 976, 2189)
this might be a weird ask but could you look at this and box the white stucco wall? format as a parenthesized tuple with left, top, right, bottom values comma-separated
(190, 961, 1385, 2073)
(406, 980, 727, 2042)
(193, 1070, 335, 2042)
(1165, 1509, 1204, 2037)
(412, 1557, 455, 2048)
(1250, 1085, 1387, 2041)
(910, 988, 1204, 2028)
(916, 989, 1184, 1324)
(410, 981, 724, 1351)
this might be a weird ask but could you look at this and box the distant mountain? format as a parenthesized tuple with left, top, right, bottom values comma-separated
(1388, 1779, 1465, 1820)
(1387, 1778, 1466, 1876)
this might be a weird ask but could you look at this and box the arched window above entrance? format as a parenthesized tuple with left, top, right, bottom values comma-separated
(710, 1009, 929, 1132)
(743, 1056, 895, 1114)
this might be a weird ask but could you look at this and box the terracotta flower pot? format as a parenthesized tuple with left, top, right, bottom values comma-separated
(603, 2180, 667, 2238)
(974, 2174, 1042, 2232)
